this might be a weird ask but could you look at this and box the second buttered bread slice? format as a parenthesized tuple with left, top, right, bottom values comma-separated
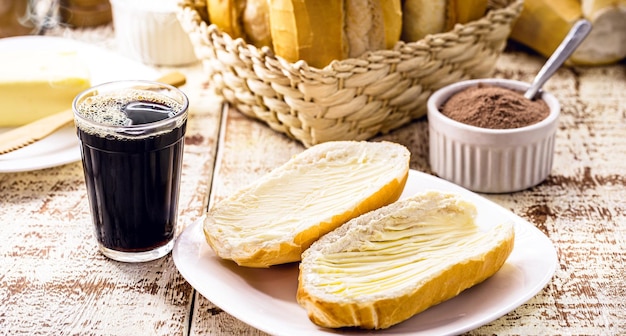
(296, 191, 515, 329)
(203, 141, 410, 268)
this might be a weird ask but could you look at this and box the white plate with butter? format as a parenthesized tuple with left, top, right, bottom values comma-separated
(173, 169, 558, 336)
(0, 36, 159, 173)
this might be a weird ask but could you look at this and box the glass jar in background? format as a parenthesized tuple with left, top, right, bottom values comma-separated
(60, 0, 112, 27)
(0, 0, 33, 37)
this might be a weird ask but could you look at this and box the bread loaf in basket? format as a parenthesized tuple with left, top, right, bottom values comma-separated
(178, 0, 523, 147)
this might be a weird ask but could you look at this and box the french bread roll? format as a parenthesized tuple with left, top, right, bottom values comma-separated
(510, 0, 626, 65)
(269, 0, 402, 68)
(203, 141, 410, 268)
(450, 0, 490, 27)
(297, 191, 515, 329)
(509, 0, 584, 63)
(401, 0, 489, 42)
(207, 0, 245, 39)
(207, 0, 272, 47)
(573, 0, 626, 65)
(242, 0, 272, 47)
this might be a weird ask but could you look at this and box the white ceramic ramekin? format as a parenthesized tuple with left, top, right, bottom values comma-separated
(109, 0, 198, 66)
(427, 78, 560, 193)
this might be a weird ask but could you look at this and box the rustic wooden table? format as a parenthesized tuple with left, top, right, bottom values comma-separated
(0, 25, 624, 335)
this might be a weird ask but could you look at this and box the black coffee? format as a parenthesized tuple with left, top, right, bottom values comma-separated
(75, 89, 187, 253)
(122, 100, 174, 125)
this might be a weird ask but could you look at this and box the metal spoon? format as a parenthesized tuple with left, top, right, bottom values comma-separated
(524, 19, 592, 100)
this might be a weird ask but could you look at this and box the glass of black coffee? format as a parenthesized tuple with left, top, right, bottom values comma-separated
(72, 80, 189, 262)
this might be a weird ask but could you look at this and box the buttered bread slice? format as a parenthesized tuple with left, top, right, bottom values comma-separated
(203, 141, 410, 268)
(297, 191, 515, 329)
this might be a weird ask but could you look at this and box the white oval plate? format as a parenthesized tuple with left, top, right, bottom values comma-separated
(173, 169, 558, 335)
(0, 36, 160, 173)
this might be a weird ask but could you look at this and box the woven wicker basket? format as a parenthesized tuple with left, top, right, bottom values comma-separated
(178, 0, 524, 147)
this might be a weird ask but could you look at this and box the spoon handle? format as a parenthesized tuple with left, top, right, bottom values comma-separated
(524, 19, 592, 100)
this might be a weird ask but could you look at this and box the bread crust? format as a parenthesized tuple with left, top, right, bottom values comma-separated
(401, 0, 447, 42)
(269, 0, 402, 68)
(207, 0, 245, 38)
(401, 0, 489, 41)
(297, 191, 515, 329)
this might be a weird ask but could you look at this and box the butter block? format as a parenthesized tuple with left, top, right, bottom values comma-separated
(0, 51, 91, 126)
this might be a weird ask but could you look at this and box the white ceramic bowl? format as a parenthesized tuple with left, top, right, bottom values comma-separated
(427, 78, 560, 193)
(109, 0, 198, 66)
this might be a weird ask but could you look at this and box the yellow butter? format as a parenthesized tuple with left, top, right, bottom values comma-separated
(312, 209, 479, 297)
(0, 51, 91, 126)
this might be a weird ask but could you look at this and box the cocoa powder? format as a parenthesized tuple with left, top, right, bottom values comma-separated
(440, 84, 550, 129)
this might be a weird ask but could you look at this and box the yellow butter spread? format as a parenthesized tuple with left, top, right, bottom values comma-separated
(212, 149, 401, 245)
(0, 51, 91, 126)
(309, 205, 490, 298)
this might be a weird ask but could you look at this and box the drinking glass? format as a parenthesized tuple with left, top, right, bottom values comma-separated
(73, 80, 189, 262)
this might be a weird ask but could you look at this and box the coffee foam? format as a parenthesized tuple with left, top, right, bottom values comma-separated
(75, 88, 185, 139)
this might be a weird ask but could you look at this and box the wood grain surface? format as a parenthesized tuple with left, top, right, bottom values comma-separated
(0, 26, 624, 336)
